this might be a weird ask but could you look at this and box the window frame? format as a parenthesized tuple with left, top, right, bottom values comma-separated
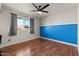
(17, 17, 30, 32)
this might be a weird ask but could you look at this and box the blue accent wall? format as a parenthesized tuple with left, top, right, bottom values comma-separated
(40, 24, 77, 45)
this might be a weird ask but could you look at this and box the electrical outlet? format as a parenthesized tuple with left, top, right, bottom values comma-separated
(8, 39, 11, 42)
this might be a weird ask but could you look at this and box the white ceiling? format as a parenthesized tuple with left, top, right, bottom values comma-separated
(2, 3, 77, 18)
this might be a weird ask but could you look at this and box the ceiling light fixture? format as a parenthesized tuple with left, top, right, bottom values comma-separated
(37, 11, 42, 15)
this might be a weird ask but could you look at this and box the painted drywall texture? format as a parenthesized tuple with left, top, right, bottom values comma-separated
(40, 7, 77, 45)
(40, 24, 77, 44)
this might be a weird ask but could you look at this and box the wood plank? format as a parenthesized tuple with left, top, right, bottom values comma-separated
(0, 38, 78, 56)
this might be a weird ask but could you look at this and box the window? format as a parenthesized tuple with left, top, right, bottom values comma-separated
(17, 18, 30, 31)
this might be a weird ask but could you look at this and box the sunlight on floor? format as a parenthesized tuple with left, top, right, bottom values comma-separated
(16, 47, 31, 56)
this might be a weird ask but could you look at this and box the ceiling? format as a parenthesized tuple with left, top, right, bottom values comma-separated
(2, 3, 77, 18)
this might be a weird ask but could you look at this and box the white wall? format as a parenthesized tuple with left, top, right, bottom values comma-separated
(40, 7, 77, 26)
(0, 3, 1, 12)
(0, 5, 40, 48)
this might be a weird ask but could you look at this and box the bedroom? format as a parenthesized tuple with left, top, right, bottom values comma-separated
(0, 3, 78, 56)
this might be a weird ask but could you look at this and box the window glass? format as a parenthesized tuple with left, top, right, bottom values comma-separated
(17, 18, 30, 31)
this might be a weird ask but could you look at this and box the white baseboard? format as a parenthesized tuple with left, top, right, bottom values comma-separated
(0, 37, 40, 48)
(0, 37, 77, 48)
(0, 39, 33, 48)
(41, 37, 77, 47)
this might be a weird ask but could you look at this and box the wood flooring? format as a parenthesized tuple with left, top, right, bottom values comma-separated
(0, 38, 78, 56)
